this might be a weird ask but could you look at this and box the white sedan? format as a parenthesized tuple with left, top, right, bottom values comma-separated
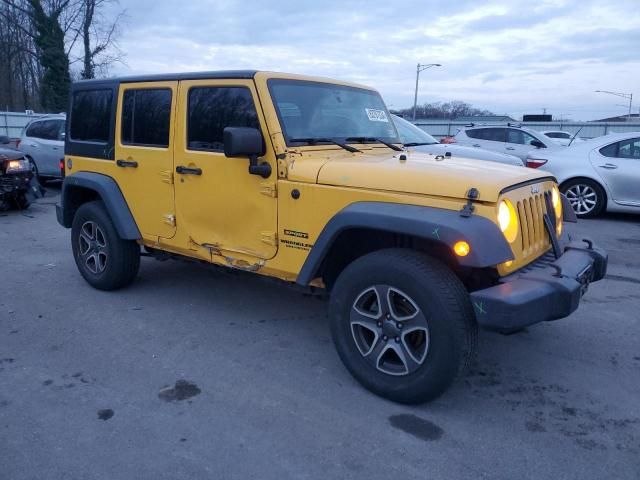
(539, 130, 583, 147)
(392, 115, 524, 166)
(526, 132, 640, 217)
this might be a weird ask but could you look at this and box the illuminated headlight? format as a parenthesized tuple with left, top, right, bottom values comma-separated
(552, 185, 562, 236)
(497, 200, 518, 243)
(6, 159, 30, 173)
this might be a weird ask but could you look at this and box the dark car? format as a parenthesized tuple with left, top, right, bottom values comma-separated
(0, 135, 36, 210)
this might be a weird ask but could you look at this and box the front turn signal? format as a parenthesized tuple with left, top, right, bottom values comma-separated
(454, 241, 470, 257)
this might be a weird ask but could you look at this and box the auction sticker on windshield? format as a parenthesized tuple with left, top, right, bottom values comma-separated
(365, 108, 389, 122)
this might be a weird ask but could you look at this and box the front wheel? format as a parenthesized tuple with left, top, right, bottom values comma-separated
(329, 249, 477, 404)
(71, 201, 140, 291)
(11, 193, 30, 210)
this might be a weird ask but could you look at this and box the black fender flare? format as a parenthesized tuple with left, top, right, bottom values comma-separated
(296, 201, 513, 286)
(56, 172, 141, 240)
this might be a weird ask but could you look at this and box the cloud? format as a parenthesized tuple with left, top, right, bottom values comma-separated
(108, 0, 640, 120)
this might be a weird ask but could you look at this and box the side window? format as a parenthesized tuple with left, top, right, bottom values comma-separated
(616, 138, 640, 159)
(70, 89, 113, 142)
(506, 129, 526, 144)
(121, 88, 172, 147)
(25, 121, 43, 138)
(599, 142, 617, 157)
(57, 120, 66, 140)
(37, 120, 61, 140)
(187, 86, 259, 151)
(483, 128, 506, 142)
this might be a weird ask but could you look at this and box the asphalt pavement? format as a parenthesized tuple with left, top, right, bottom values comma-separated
(1, 186, 639, 480)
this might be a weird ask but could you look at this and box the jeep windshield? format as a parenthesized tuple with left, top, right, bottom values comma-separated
(391, 114, 439, 146)
(269, 79, 400, 147)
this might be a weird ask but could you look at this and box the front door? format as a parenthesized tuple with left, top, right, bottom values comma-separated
(114, 81, 178, 239)
(505, 128, 543, 160)
(591, 137, 640, 205)
(173, 79, 278, 264)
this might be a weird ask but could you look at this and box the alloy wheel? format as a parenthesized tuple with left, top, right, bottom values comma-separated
(78, 221, 108, 274)
(565, 184, 598, 215)
(350, 285, 429, 376)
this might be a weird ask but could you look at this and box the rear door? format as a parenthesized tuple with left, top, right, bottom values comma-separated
(591, 137, 640, 205)
(114, 81, 178, 239)
(465, 127, 507, 154)
(23, 119, 64, 175)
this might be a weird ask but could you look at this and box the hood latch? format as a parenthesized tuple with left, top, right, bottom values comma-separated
(460, 188, 479, 217)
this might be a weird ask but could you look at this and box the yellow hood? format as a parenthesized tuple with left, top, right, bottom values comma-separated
(311, 150, 551, 203)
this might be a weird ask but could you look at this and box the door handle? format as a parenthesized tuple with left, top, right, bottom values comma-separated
(176, 165, 202, 176)
(28, 143, 37, 147)
(506, 147, 516, 150)
(472, 144, 481, 147)
(599, 163, 618, 170)
(116, 159, 138, 168)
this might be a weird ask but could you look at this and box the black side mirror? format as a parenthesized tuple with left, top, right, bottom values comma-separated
(0, 135, 10, 145)
(223, 127, 271, 178)
(531, 140, 546, 149)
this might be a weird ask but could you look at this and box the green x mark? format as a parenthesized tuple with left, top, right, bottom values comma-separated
(474, 301, 487, 315)
(432, 227, 440, 240)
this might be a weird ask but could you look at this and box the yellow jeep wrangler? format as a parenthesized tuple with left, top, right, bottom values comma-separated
(57, 71, 607, 404)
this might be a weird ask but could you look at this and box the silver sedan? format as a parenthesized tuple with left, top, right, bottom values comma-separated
(526, 132, 640, 217)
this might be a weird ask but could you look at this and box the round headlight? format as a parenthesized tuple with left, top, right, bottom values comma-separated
(497, 200, 519, 243)
(552, 185, 562, 235)
(498, 201, 511, 232)
(551, 186, 560, 209)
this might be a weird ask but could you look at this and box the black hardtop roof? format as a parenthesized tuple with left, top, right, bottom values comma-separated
(71, 70, 258, 88)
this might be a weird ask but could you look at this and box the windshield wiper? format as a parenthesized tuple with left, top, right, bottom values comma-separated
(346, 137, 403, 151)
(403, 142, 438, 147)
(289, 137, 361, 153)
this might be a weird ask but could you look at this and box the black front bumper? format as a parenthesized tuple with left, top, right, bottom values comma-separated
(0, 172, 31, 195)
(470, 239, 607, 331)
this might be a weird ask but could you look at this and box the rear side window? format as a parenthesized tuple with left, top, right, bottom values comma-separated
(467, 128, 506, 142)
(187, 86, 259, 151)
(599, 142, 617, 157)
(121, 89, 172, 147)
(70, 89, 113, 142)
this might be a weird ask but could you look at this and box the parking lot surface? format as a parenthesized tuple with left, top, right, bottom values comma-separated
(1, 187, 639, 480)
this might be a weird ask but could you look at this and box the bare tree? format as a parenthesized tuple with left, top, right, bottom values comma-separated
(69, 0, 125, 79)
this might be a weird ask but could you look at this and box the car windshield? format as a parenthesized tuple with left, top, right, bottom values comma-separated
(269, 79, 400, 146)
(391, 115, 438, 145)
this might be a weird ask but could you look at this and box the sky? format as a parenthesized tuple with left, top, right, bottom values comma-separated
(108, 0, 640, 121)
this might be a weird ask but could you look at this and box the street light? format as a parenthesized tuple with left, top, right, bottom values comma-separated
(595, 90, 633, 120)
(413, 63, 442, 121)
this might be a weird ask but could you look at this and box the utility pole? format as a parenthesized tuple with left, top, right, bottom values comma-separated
(595, 90, 633, 120)
(412, 63, 442, 121)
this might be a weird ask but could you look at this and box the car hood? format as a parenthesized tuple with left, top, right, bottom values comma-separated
(0, 147, 24, 161)
(314, 150, 549, 203)
(407, 143, 523, 166)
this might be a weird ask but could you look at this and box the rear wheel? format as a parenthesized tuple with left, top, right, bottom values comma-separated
(329, 249, 477, 404)
(561, 179, 605, 218)
(71, 201, 140, 290)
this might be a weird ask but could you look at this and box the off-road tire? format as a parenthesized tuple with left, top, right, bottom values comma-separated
(561, 178, 606, 218)
(71, 200, 140, 291)
(329, 248, 477, 404)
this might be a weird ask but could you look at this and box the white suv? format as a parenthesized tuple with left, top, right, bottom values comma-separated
(18, 114, 66, 180)
(453, 124, 558, 161)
